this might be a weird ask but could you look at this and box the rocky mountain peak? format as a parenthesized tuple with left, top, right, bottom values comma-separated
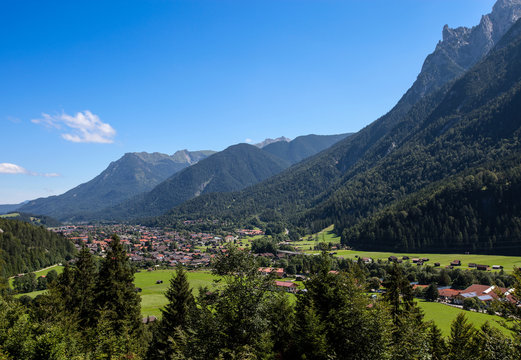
(254, 136, 291, 148)
(396, 0, 521, 112)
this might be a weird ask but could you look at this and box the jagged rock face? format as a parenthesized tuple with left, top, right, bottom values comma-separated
(398, 0, 521, 108)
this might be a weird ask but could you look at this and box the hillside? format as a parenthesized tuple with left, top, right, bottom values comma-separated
(262, 133, 350, 165)
(159, 6, 521, 255)
(0, 218, 75, 277)
(18, 150, 215, 221)
(343, 161, 521, 255)
(0, 203, 24, 215)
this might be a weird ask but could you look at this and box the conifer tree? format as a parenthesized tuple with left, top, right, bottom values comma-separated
(149, 263, 195, 359)
(161, 263, 194, 331)
(474, 322, 515, 360)
(425, 283, 439, 302)
(426, 322, 446, 360)
(95, 234, 143, 339)
(447, 313, 475, 360)
(72, 245, 97, 330)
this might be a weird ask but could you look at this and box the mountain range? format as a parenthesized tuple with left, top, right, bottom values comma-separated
(18, 150, 215, 220)
(15, 134, 349, 222)
(154, 0, 521, 254)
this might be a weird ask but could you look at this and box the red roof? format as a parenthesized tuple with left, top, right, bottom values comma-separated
(439, 288, 461, 297)
(275, 281, 297, 288)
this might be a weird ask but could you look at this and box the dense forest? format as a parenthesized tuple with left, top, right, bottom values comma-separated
(0, 218, 76, 277)
(0, 212, 62, 227)
(0, 242, 519, 359)
(344, 162, 521, 254)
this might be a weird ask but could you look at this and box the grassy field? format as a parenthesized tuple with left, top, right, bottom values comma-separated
(292, 225, 341, 251)
(136, 270, 219, 318)
(8, 264, 64, 287)
(305, 249, 521, 273)
(0, 212, 20, 218)
(418, 300, 513, 337)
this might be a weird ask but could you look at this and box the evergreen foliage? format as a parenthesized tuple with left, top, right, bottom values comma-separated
(0, 218, 75, 277)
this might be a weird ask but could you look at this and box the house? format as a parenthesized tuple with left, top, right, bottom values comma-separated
(402, 256, 409, 260)
(362, 257, 373, 264)
(450, 260, 461, 266)
(438, 288, 461, 302)
(434, 262, 440, 267)
(142, 316, 157, 324)
(388, 256, 398, 262)
(476, 265, 490, 271)
(468, 263, 477, 268)
(457, 284, 517, 304)
(492, 265, 503, 270)
(412, 258, 420, 263)
(275, 281, 298, 294)
(258, 267, 284, 278)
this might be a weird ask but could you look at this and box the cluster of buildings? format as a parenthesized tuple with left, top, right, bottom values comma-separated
(52, 225, 263, 269)
(438, 284, 517, 305)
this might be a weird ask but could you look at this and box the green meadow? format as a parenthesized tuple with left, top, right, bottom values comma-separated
(319, 250, 521, 273)
(418, 300, 512, 337)
(135, 270, 219, 318)
(0, 213, 20, 218)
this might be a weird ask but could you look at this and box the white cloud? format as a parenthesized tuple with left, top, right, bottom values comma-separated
(0, 163, 60, 177)
(245, 138, 253, 144)
(0, 163, 28, 174)
(32, 110, 116, 144)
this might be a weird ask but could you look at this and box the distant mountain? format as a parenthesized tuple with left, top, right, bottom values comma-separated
(262, 133, 350, 165)
(19, 150, 215, 221)
(254, 137, 291, 148)
(95, 143, 290, 220)
(89, 133, 349, 221)
(160, 1, 521, 255)
(0, 202, 25, 215)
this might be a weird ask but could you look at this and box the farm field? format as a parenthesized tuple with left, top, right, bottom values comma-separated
(418, 300, 512, 337)
(136, 270, 219, 318)
(305, 249, 521, 273)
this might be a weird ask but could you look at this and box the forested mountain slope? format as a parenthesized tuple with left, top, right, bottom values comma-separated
(311, 17, 521, 248)
(344, 160, 521, 255)
(160, 15, 521, 255)
(262, 133, 350, 165)
(0, 218, 75, 277)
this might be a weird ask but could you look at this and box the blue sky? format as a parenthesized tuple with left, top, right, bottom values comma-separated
(0, 0, 496, 204)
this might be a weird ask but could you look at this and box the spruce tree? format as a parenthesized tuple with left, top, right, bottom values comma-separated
(447, 313, 475, 360)
(161, 263, 194, 331)
(72, 246, 97, 330)
(425, 283, 439, 302)
(426, 322, 446, 360)
(149, 263, 195, 359)
(95, 234, 143, 339)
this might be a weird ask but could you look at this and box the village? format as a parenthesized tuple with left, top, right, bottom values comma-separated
(51, 224, 265, 269)
(48, 224, 519, 313)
